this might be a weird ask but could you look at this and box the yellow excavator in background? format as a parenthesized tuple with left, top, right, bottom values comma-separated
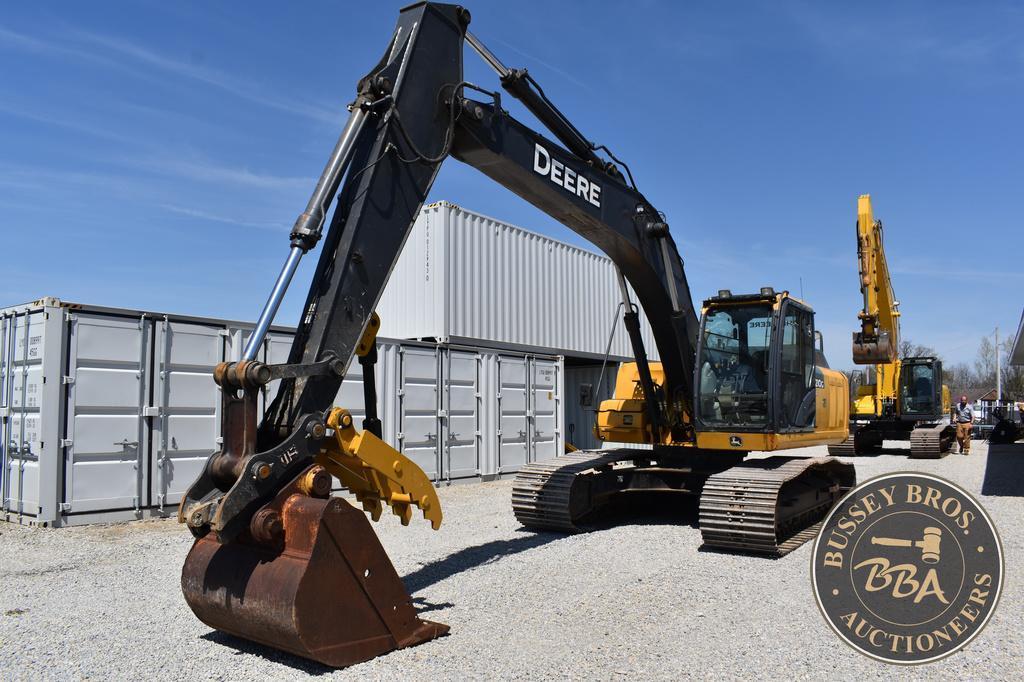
(827, 195, 953, 457)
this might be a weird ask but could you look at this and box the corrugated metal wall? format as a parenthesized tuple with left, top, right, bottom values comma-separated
(0, 300, 564, 526)
(377, 202, 659, 361)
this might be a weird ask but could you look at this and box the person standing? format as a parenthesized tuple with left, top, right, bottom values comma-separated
(954, 394, 974, 454)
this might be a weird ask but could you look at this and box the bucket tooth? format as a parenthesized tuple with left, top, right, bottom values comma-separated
(181, 490, 447, 668)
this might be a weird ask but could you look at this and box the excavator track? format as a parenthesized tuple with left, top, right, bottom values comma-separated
(910, 423, 954, 458)
(827, 425, 883, 457)
(512, 450, 630, 532)
(698, 457, 856, 557)
(826, 436, 857, 457)
(514, 451, 855, 559)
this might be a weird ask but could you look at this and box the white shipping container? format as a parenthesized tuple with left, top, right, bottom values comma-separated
(377, 202, 659, 361)
(0, 298, 564, 526)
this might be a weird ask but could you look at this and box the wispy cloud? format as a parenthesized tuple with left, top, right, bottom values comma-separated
(69, 29, 343, 124)
(891, 259, 1024, 284)
(159, 203, 283, 231)
(0, 25, 344, 125)
(488, 36, 591, 91)
(0, 25, 106, 63)
(0, 100, 143, 146)
(780, 1, 1023, 79)
(132, 155, 311, 191)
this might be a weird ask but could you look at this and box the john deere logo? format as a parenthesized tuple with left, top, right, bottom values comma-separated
(811, 472, 1003, 664)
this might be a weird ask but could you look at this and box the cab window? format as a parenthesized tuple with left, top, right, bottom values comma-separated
(697, 305, 772, 428)
(777, 305, 815, 430)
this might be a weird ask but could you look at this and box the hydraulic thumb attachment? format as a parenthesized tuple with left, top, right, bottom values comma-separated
(318, 408, 442, 529)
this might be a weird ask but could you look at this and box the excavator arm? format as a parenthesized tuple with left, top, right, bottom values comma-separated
(851, 194, 900, 364)
(178, 2, 701, 667)
(180, 2, 700, 546)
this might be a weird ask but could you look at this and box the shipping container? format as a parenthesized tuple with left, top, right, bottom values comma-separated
(377, 202, 660, 361)
(0, 298, 564, 526)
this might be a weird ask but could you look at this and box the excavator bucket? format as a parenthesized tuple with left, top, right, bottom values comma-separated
(852, 330, 895, 365)
(181, 466, 448, 668)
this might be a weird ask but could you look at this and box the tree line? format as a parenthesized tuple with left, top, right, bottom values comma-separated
(841, 337, 1024, 403)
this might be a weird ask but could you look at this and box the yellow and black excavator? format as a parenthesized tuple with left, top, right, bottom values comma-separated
(827, 194, 953, 457)
(177, 3, 854, 668)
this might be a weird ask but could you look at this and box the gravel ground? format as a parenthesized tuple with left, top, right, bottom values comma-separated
(1, 442, 1021, 680)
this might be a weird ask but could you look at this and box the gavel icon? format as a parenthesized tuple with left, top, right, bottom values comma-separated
(871, 527, 942, 564)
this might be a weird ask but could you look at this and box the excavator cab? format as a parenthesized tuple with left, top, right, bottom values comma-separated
(694, 289, 817, 434)
(898, 357, 945, 421)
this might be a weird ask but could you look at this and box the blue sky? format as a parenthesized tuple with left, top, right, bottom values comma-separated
(1, 1, 1021, 368)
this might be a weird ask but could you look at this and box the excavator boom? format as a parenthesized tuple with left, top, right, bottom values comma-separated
(851, 194, 900, 365)
(178, 3, 854, 667)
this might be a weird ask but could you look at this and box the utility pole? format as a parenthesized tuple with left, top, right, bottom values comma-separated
(996, 327, 1002, 403)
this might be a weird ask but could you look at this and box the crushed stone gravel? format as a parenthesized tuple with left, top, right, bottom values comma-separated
(0, 442, 1021, 680)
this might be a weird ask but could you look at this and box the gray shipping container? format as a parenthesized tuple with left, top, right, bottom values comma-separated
(0, 298, 563, 527)
(377, 202, 659, 361)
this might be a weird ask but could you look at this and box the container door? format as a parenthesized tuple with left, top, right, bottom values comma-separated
(63, 313, 149, 513)
(4, 313, 45, 514)
(0, 315, 9, 503)
(153, 320, 223, 508)
(529, 357, 561, 463)
(397, 346, 439, 481)
(497, 355, 529, 473)
(441, 349, 480, 480)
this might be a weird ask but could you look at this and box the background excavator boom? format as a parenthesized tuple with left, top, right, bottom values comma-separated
(852, 194, 900, 365)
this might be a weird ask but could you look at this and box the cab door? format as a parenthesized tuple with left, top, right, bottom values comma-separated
(771, 300, 816, 432)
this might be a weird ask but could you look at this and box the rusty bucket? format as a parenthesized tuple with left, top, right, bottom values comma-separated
(181, 486, 448, 668)
(852, 330, 895, 365)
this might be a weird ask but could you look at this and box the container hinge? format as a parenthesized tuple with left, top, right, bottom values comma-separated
(59, 438, 73, 448)
(0, 406, 8, 419)
(132, 496, 140, 511)
(437, 409, 448, 419)
(59, 502, 72, 512)
(62, 375, 75, 385)
(397, 432, 405, 441)
(64, 311, 74, 322)
(215, 436, 224, 445)
(217, 329, 230, 337)
(142, 406, 160, 418)
(156, 493, 165, 509)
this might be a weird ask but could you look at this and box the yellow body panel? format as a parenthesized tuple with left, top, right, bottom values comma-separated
(595, 362, 677, 445)
(853, 358, 901, 418)
(597, 361, 849, 451)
